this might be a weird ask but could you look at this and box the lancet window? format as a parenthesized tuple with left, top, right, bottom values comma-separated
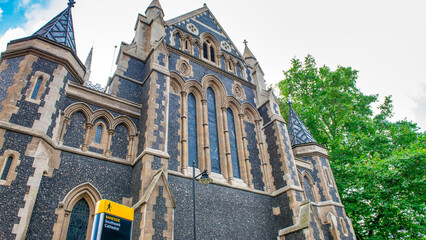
(188, 93, 198, 168)
(207, 88, 221, 173)
(31, 77, 43, 100)
(65, 198, 90, 240)
(203, 38, 216, 63)
(0, 156, 13, 180)
(227, 108, 241, 178)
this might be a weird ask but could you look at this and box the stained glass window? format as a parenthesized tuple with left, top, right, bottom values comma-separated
(227, 108, 240, 178)
(188, 93, 198, 168)
(0, 156, 13, 180)
(66, 198, 90, 240)
(31, 77, 43, 100)
(94, 125, 102, 144)
(207, 88, 220, 173)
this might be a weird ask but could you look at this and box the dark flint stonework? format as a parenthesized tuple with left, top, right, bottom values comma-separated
(264, 123, 285, 189)
(110, 123, 130, 159)
(169, 175, 287, 240)
(284, 229, 305, 240)
(152, 186, 167, 240)
(152, 74, 166, 150)
(63, 111, 86, 149)
(88, 146, 103, 154)
(320, 157, 340, 203)
(131, 160, 142, 202)
(167, 93, 180, 171)
(274, 192, 295, 229)
(310, 213, 321, 239)
(46, 71, 70, 137)
(10, 57, 58, 128)
(258, 103, 271, 125)
(116, 77, 142, 103)
(132, 210, 142, 240)
(26, 151, 132, 239)
(0, 131, 33, 240)
(137, 77, 151, 155)
(335, 206, 355, 239)
(151, 156, 162, 170)
(302, 157, 327, 202)
(244, 121, 264, 190)
(279, 122, 300, 187)
(158, 53, 165, 67)
(123, 57, 146, 82)
(0, 56, 24, 112)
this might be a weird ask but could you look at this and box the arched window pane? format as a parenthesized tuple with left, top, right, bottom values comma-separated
(203, 43, 208, 59)
(210, 46, 215, 62)
(227, 108, 240, 178)
(303, 176, 315, 202)
(66, 198, 90, 240)
(94, 125, 102, 144)
(1, 156, 13, 180)
(188, 93, 198, 168)
(31, 77, 43, 100)
(207, 88, 220, 173)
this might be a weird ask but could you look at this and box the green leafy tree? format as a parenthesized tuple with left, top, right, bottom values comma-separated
(277, 55, 425, 239)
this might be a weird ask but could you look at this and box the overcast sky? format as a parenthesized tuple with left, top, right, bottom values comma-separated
(1, 0, 425, 130)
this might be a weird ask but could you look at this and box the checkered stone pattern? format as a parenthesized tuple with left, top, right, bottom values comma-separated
(287, 105, 316, 146)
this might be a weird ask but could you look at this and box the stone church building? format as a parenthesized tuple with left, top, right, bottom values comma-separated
(0, 0, 355, 239)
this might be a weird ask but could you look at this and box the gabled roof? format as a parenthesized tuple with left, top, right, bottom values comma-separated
(32, 0, 77, 53)
(287, 103, 317, 146)
(165, 4, 243, 59)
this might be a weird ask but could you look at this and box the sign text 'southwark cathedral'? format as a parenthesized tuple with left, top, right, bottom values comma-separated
(0, 0, 355, 239)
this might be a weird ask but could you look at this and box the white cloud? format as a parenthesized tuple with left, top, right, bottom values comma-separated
(0, 27, 27, 52)
(0, 8, 3, 21)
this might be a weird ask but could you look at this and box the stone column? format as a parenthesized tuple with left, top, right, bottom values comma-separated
(221, 107, 233, 181)
(81, 123, 92, 152)
(58, 116, 70, 145)
(105, 129, 115, 157)
(239, 113, 253, 188)
(127, 135, 135, 161)
(201, 99, 211, 172)
(180, 91, 188, 174)
(255, 119, 271, 191)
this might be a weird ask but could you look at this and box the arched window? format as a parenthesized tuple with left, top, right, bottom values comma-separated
(188, 93, 198, 168)
(94, 125, 102, 144)
(31, 77, 43, 100)
(303, 176, 316, 202)
(202, 39, 216, 63)
(65, 198, 90, 240)
(207, 88, 220, 173)
(227, 108, 240, 178)
(0, 156, 13, 180)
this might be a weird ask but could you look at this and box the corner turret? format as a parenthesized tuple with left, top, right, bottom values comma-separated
(32, 0, 77, 53)
(287, 102, 317, 146)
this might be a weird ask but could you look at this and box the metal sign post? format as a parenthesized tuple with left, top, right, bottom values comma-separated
(91, 200, 134, 240)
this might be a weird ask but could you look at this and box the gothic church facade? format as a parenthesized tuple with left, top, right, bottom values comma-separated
(0, 1, 355, 239)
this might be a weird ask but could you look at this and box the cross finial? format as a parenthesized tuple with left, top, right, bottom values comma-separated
(68, 0, 76, 7)
(243, 39, 248, 46)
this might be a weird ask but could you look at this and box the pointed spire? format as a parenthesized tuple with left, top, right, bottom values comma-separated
(243, 40, 257, 61)
(83, 45, 93, 82)
(146, 0, 164, 18)
(287, 102, 317, 146)
(32, 0, 77, 53)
